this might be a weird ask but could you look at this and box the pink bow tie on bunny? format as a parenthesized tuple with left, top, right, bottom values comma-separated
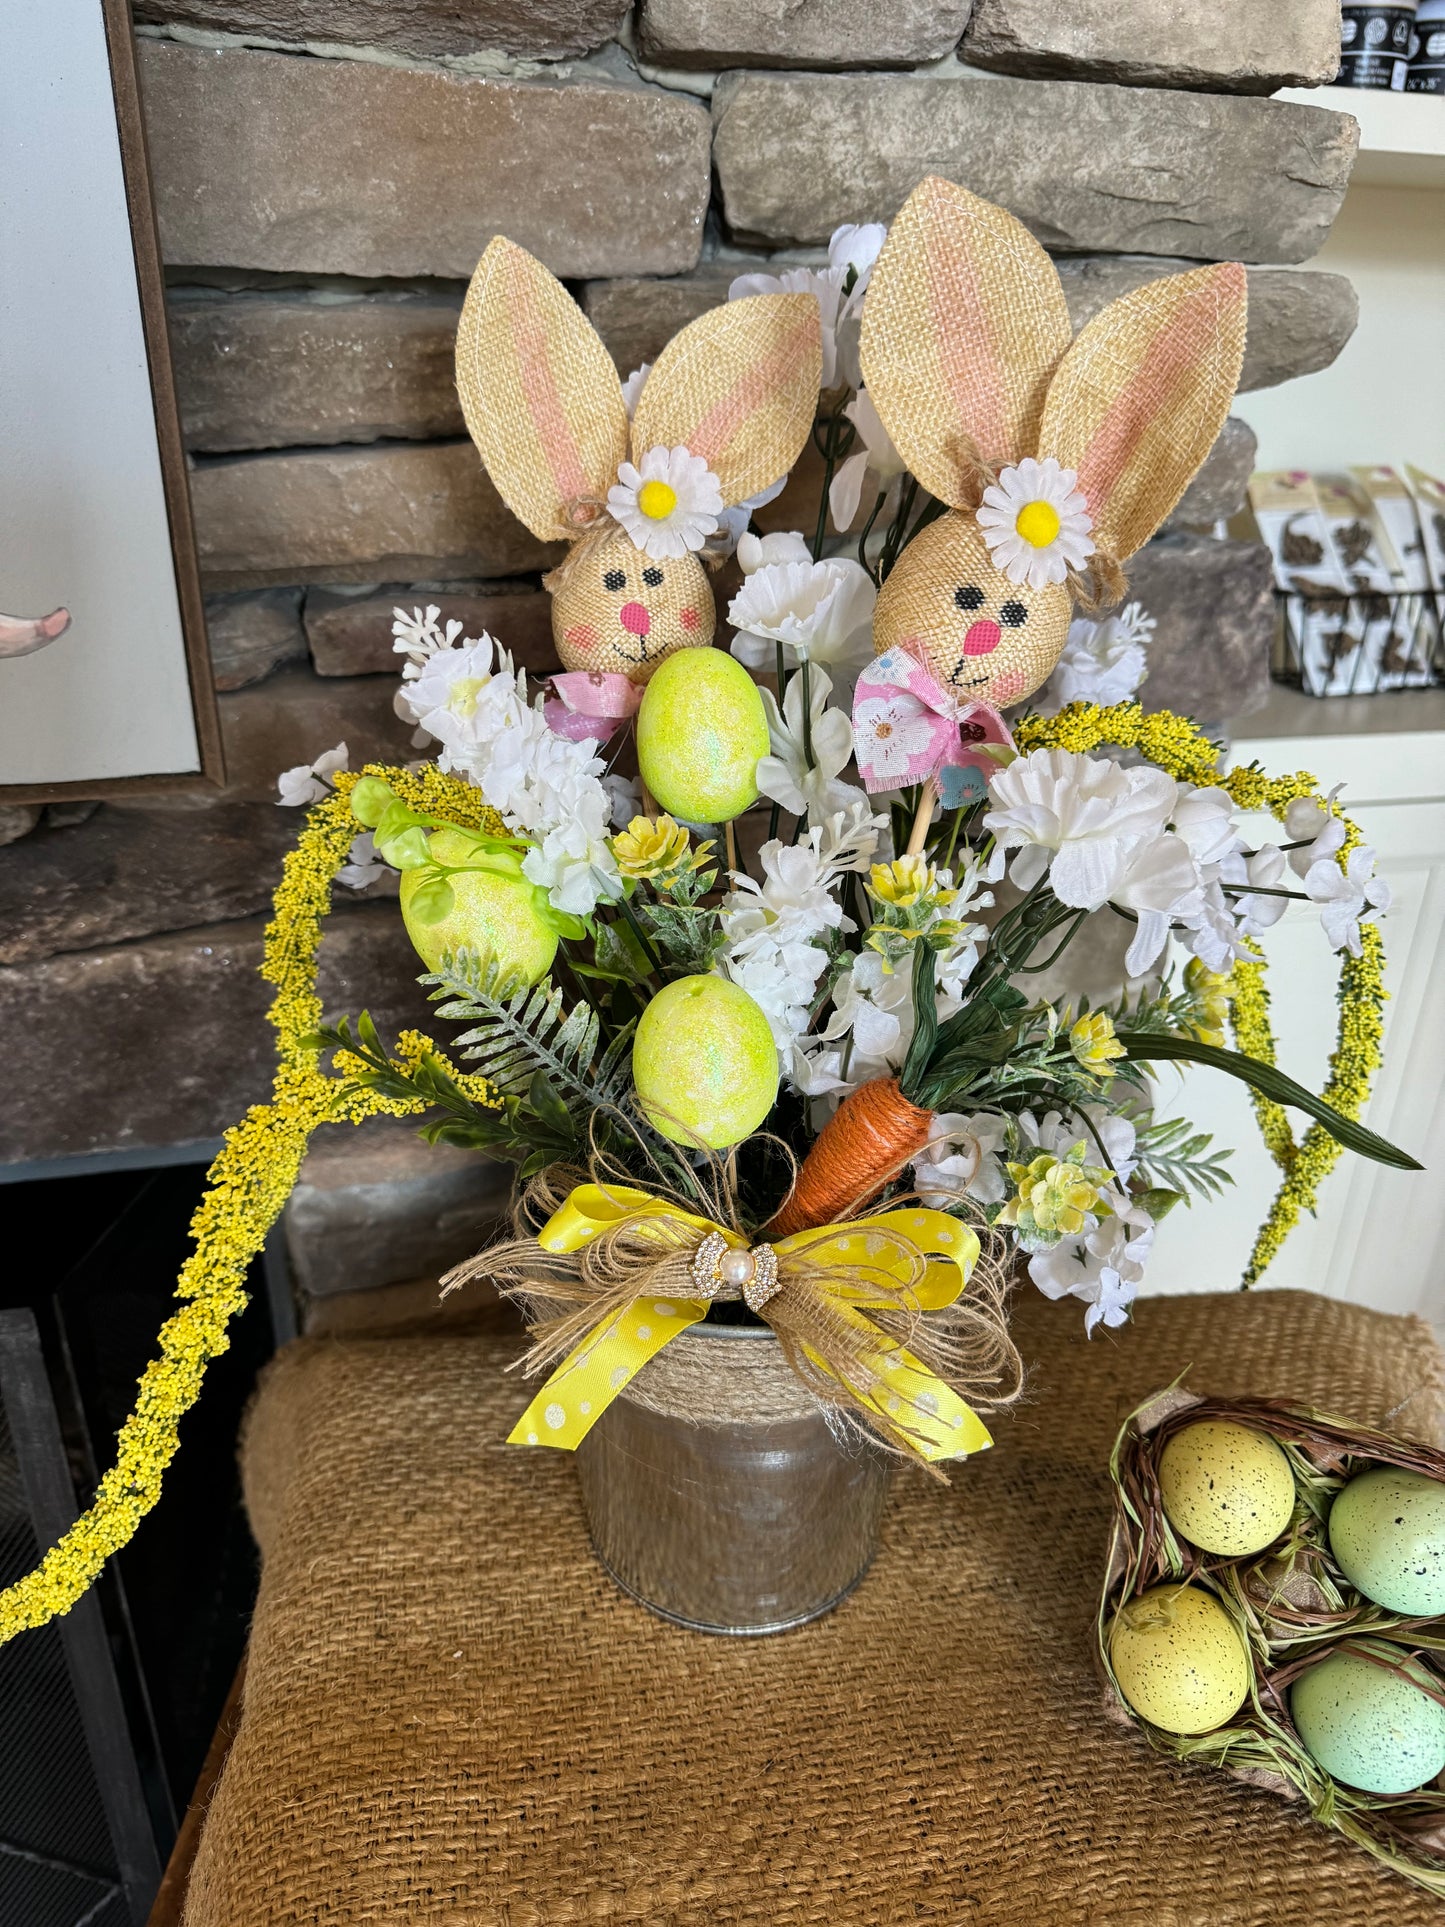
(544, 671, 642, 744)
(851, 647, 1014, 798)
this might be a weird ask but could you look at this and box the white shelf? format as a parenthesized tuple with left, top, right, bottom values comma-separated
(1276, 85, 1445, 188)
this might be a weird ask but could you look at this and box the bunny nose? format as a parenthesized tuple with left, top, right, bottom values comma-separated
(963, 619, 1001, 656)
(620, 602, 650, 637)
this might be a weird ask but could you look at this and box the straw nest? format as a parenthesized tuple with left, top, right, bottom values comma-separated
(1098, 1387, 1445, 1899)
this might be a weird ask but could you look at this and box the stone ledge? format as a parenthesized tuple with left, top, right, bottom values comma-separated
(0, 904, 429, 1163)
(134, 0, 629, 59)
(711, 72, 1358, 263)
(1129, 532, 1276, 721)
(215, 664, 419, 800)
(286, 1116, 512, 1298)
(637, 0, 969, 71)
(206, 587, 308, 689)
(306, 583, 557, 678)
(961, 0, 1342, 94)
(190, 442, 559, 590)
(141, 39, 711, 279)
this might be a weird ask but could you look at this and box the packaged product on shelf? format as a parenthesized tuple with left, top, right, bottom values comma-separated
(1407, 465, 1445, 588)
(1406, 0, 1445, 89)
(1347, 466, 1438, 688)
(1339, 1, 1419, 87)
(1247, 470, 1357, 696)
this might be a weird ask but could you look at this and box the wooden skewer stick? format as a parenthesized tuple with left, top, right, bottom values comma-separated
(640, 781, 659, 819)
(904, 778, 938, 858)
(724, 818, 740, 876)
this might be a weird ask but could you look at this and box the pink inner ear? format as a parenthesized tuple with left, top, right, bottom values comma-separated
(564, 623, 599, 654)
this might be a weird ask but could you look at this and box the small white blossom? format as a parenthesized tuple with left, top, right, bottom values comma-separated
(729, 221, 884, 392)
(1029, 1199, 1155, 1335)
(756, 664, 862, 827)
(1304, 844, 1391, 956)
(828, 387, 908, 531)
(911, 1111, 1009, 1208)
(1110, 833, 1203, 978)
(392, 604, 464, 679)
(275, 741, 348, 807)
(619, 363, 651, 419)
(1039, 603, 1152, 713)
(335, 830, 390, 891)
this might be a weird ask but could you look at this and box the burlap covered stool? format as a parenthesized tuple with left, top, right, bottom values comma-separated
(184, 1288, 1445, 1926)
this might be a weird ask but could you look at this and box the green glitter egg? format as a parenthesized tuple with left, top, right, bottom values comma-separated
(635, 648, 769, 824)
(1292, 1643, 1445, 1794)
(1329, 1466, 1445, 1617)
(632, 975, 778, 1149)
(400, 829, 557, 983)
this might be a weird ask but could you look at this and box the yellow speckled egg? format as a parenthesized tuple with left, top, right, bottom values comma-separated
(1329, 1466, 1445, 1617)
(400, 829, 557, 983)
(1158, 1420, 1297, 1558)
(1292, 1642, 1445, 1794)
(1110, 1584, 1251, 1735)
(632, 975, 778, 1149)
(636, 648, 769, 824)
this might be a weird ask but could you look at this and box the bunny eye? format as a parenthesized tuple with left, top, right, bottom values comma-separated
(642, 566, 664, 588)
(999, 600, 1028, 628)
(953, 585, 985, 612)
(602, 568, 627, 592)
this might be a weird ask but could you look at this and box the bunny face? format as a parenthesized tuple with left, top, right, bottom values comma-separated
(873, 511, 1071, 711)
(551, 527, 715, 679)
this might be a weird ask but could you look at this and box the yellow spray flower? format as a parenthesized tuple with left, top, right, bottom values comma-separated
(869, 854, 954, 909)
(1069, 1009, 1126, 1079)
(1182, 958, 1230, 1048)
(611, 815, 706, 882)
(997, 1145, 1114, 1250)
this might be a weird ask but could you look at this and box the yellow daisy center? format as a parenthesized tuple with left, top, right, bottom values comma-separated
(1016, 499, 1061, 548)
(637, 479, 678, 521)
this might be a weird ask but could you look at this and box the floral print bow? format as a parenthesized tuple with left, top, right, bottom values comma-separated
(851, 647, 1014, 797)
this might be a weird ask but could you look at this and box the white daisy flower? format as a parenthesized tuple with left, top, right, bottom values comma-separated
(977, 456, 1095, 591)
(851, 695, 936, 783)
(607, 444, 723, 561)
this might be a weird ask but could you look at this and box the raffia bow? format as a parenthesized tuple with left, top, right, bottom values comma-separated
(448, 1179, 1021, 1467)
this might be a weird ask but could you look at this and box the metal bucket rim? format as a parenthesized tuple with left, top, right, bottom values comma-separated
(688, 1317, 776, 1342)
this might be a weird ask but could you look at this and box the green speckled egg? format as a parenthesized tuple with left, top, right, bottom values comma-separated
(636, 648, 769, 824)
(1158, 1420, 1297, 1558)
(400, 829, 557, 983)
(1110, 1584, 1251, 1735)
(1329, 1466, 1445, 1616)
(632, 975, 778, 1149)
(1292, 1643, 1445, 1794)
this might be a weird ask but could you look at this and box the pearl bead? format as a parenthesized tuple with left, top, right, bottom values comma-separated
(719, 1248, 756, 1287)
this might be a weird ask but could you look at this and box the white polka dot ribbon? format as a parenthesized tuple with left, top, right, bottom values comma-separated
(506, 1184, 995, 1461)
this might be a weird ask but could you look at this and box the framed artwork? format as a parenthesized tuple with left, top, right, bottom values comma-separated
(0, 0, 222, 801)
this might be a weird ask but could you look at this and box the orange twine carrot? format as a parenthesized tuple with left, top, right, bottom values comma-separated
(769, 1076, 935, 1237)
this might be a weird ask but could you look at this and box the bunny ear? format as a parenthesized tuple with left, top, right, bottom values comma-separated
(859, 176, 1072, 508)
(1039, 262, 1248, 563)
(455, 236, 629, 542)
(629, 294, 821, 508)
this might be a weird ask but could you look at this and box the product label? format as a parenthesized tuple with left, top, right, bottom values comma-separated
(1340, 4, 1418, 85)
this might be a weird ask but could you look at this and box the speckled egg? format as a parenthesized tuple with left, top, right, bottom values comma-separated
(1110, 1584, 1251, 1735)
(1291, 1643, 1445, 1794)
(400, 829, 557, 983)
(635, 648, 769, 824)
(632, 975, 778, 1149)
(1329, 1466, 1445, 1617)
(1158, 1420, 1297, 1558)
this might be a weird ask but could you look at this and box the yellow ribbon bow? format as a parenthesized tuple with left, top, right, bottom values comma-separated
(508, 1184, 992, 1463)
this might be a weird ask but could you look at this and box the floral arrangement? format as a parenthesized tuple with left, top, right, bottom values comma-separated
(0, 178, 1418, 1645)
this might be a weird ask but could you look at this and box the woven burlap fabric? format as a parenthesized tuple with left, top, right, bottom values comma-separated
(186, 1289, 1445, 1927)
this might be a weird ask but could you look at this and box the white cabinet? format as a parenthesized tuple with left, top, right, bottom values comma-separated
(1145, 720, 1445, 1320)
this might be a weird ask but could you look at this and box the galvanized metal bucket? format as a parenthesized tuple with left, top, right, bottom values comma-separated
(575, 1318, 891, 1635)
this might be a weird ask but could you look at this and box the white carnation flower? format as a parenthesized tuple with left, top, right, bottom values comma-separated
(728, 554, 876, 671)
(984, 749, 1175, 908)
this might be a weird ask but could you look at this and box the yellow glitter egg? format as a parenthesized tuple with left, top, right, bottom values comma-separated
(1158, 1420, 1298, 1558)
(632, 975, 778, 1149)
(1110, 1584, 1252, 1735)
(400, 829, 557, 983)
(636, 648, 769, 824)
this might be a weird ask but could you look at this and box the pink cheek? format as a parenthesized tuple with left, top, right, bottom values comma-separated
(563, 624, 599, 654)
(680, 607, 700, 632)
(991, 670, 1027, 704)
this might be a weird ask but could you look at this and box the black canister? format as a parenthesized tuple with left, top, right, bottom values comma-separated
(1339, 2, 1418, 86)
(1406, 0, 1445, 89)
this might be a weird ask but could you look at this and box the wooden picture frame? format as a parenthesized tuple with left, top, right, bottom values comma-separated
(0, 0, 223, 801)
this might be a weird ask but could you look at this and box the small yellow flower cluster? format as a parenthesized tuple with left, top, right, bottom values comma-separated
(1069, 1009, 1125, 1080)
(610, 814, 711, 885)
(0, 764, 502, 1646)
(1181, 958, 1231, 1049)
(1021, 703, 1387, 1291)
(870, 855, 953, 909)
(999, 1146, 1114, 1246)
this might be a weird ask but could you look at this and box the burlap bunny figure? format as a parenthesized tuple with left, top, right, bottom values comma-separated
(852, 177, 1246, 796)
(455, 237, 821, 741)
